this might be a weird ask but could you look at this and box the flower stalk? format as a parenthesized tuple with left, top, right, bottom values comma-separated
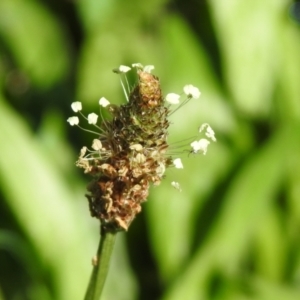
(84, 229, 116, 300)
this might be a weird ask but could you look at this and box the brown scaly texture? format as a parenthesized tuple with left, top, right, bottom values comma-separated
(77, 70, 173, 232)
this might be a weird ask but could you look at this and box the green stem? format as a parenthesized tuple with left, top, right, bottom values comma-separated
(84, 230, 117, 300)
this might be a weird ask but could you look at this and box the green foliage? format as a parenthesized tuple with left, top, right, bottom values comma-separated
(0, 0, 300, 299)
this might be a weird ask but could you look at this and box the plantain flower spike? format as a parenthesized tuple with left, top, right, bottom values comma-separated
(67, 64, 215, 232)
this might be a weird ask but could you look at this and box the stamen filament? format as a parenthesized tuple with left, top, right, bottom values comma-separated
(168, 97, 192, 116)
(119, 78, 129, 102)
(76, 125, 101, 136)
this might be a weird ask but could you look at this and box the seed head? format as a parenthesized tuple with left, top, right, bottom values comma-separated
(67, 64, 215, 232)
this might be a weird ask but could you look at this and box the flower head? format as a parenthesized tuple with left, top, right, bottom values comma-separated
(166, 93, 180, 104)
(68, 64, 215, 232)
(132, 63, 144, 69)
(171, 181, 182, 192)
(156, 163, 166, 177)
(99, 97, 110, 107)
(88, 113, 98, 125)
(92, 139, 102, 151)
(132, 63, 155, 73)
(191, 138, 210, 155)
(143, 65, 155, 73)
(67, 116, 79, 126)
(173, 158, 183, 169)
(130, 144, 143, 152)
(183, 84, 201, 99)
(199, 123, 217, 142)
(71, 101, 82, 112)
(114, 65, 131, 73)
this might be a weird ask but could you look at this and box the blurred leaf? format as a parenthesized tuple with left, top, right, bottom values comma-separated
(76, 31, 124, 105)
(0, 288, 4, 300)
(208, 0, 286, 117)
(249, 275, 300, 300)
(0, 230, 41, 279)
(76, 0, 169, 32)
(159, 13, 236, 135)
(0, 0, 69, 88)
(215, 275, 300, 300)
(76, 0, 116, 30)
(254, 208, 286, 281)
(0, 95, 96, 299)
(162, 125, 289, 300)
(0, 230, 52, 300)
(286, 131, 300, 230)
(37, 109, 79, 177)
(285, 124, 300, 285)
(276, 20, 300, 121)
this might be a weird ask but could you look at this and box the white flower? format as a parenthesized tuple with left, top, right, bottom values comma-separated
(132, 63, 143, 69)
(165, 93, 180, 104)
(79, 146, 87, 158)
(173, 158, 183, 169)
(190, 140, 200, 152)
(92, 139, 102, 151)
(119, 65, 131, 73)
(135, 153, 146, 164)
(99, 97, 110, 107)
(88, 113, 98, 125)
(199, 123, 216, 142)
(171, 181, 182, 192)
(183, 84, 201, 99)
(143, 65, 155, 73)
(205, 126, 216, 142)
(71, 102, 82, 112)
(67, 116, 79, 126)
(190, 138, 210, 155)
(130, 144, 143, 152)
(132, 63, 155, 73)
(156, 163, 166, 177)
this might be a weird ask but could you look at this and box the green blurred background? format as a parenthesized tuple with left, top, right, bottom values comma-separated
(1, 0, 300, 299)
